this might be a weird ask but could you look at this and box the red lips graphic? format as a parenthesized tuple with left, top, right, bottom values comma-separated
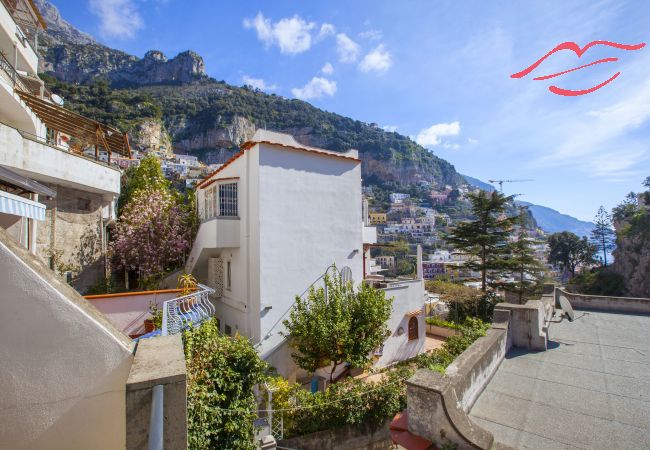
(511, 40, 646, 96)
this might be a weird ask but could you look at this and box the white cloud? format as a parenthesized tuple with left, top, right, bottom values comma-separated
(321, 62, 334, 75)
(442, 142, 460, 150)
(318, 23, 336, 40)
(358, 44, 392, 73)
(242, 75, 277, 92)
(382, 125, 398, 132)
(359, 29, 382, 41)
(336, 33, 360, 63)
(243, 12, 315, 54)
(415, 121, 461, 147)
(89, 0, 143, 39)
(292, 77, 337, 100)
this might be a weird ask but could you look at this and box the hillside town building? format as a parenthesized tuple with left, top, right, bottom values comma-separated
(187, 130, 427, 379)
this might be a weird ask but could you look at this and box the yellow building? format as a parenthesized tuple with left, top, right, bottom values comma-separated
(369, 212, 387, 225)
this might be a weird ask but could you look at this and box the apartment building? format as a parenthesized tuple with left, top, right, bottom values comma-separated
(0, 0, 129, 292)
(369, 211, 387, 225)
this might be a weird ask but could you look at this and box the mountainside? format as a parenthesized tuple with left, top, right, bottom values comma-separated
(461, 175, 495, 192)
(36, 1, 463, 188)
(517, 202, 594, 237)
(462, 176, 593, 236)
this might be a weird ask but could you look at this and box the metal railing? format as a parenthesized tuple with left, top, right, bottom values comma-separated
(161, 283, 216, 336)
(0, 52, 30, 93)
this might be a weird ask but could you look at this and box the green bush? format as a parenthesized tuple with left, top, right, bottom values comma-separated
(425, 316, 461, 330)
(183, 319, 268, 449)
(271, 317, 489, 438)
(268, 366, 412, 438)
(568, 269, 626, 296)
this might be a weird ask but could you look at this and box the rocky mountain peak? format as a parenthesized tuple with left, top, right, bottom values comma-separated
(36, 1, 207, 86)
(33, 0, 95, 45)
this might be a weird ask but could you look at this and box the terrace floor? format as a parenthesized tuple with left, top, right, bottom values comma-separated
(469, 310, 650, 449)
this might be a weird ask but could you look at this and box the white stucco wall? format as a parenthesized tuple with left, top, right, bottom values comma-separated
(0, 2, 39, 74)
(375, 279, 427, 368)
(0, 122, 120, 196)
(0, 227, 134, 450)
(192, 136, 364, 378)
(257, 144, 363, 369)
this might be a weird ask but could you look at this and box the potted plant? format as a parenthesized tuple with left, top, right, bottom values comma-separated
(177, 273, 198, 310)
(145, 301, 163, 332)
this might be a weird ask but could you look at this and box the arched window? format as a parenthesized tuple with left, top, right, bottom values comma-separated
(408, 316, 419, 341)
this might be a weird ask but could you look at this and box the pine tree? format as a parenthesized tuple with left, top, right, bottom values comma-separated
(590, 206, 616, 267)
(447, 190, 518, 291)
(506, 228, 546, 303)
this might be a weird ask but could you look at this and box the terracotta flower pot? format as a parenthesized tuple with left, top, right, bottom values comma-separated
(144, 319, 155, 333)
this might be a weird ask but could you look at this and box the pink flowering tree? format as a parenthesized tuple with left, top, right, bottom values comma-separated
(111, 189, 192, 285)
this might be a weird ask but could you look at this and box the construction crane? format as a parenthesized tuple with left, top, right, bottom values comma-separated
(488, 179, 534, 192)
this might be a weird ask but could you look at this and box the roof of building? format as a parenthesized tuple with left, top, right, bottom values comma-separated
(197, 129, 360, 189)
(469, 309, 650, 449)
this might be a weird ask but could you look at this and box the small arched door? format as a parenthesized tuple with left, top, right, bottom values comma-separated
(408, 316, 419, 341)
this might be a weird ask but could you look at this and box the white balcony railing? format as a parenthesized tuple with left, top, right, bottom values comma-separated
(161, 283, 216, 336)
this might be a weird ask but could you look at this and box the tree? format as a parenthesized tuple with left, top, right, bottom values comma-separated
(547, 231, 595, 277)
(118, 155, 170, 213)
(426, 279, 500, 323)
(184, 319, 268, 449)
(590, 206, 616, 267)
(505, 229, 546, 303)
(447, 190, 518, 291)
(111, 189, 192, 285)
(283, 269, 393, 382)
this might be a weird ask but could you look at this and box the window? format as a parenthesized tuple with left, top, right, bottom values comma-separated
(219, 182, 238, 217)
(77, 197, 91, 211)
(226, 261, 231, 290)
(408, 316, 419, 341)
(216, 318, 221, 332)
(225, 324, 232, 336)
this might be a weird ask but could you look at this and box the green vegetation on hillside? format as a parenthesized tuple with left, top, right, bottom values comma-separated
(41, 75, 463, 187)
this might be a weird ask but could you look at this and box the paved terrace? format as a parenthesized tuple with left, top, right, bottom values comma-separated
(469, 310, 650, 449)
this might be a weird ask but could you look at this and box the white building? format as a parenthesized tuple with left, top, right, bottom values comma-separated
(174, 153, 200, 167)
(189, 130, 426, 379)
(390, 192, 410, 203)
(0, 0, 128, 291)
(0, 2, 140, 448)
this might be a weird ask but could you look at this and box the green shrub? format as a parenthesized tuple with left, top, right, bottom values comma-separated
(183, 319, 268, 449)
(425, 316, 461, 330)
(271, 317, 489, 438)
(268, 365, 412, 438)
(569, 269, 626, 296)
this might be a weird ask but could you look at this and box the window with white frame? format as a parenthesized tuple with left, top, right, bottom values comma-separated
(219, 183, 238, 217)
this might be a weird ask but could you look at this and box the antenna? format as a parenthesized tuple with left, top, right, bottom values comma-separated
(487, 179, 534, 192)
(546, 295, 576, 324)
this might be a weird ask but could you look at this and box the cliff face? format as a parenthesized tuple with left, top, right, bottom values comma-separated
(612, 195, 650, 298)
(35, 1, 206, 86)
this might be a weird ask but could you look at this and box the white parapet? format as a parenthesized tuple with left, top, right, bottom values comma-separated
(0, 122, 121, 195)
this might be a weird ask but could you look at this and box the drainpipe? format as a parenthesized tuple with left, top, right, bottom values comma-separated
(245, 147, 252, 339)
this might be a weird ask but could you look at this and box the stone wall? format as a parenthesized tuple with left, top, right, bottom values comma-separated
(557, 288, 650, 314)
(35, 183, 111, 293)
(278, 419, 393, 450)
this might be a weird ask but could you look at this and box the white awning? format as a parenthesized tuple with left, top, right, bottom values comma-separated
(0, 190, 46, 221)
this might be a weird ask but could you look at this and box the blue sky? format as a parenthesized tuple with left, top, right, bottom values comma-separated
(54, 0, 650, 221)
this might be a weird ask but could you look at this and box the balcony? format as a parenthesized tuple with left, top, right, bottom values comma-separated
(185, 217, 240, 277)
(0, 0, 43, 75)
(0, 120, 121, 195)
